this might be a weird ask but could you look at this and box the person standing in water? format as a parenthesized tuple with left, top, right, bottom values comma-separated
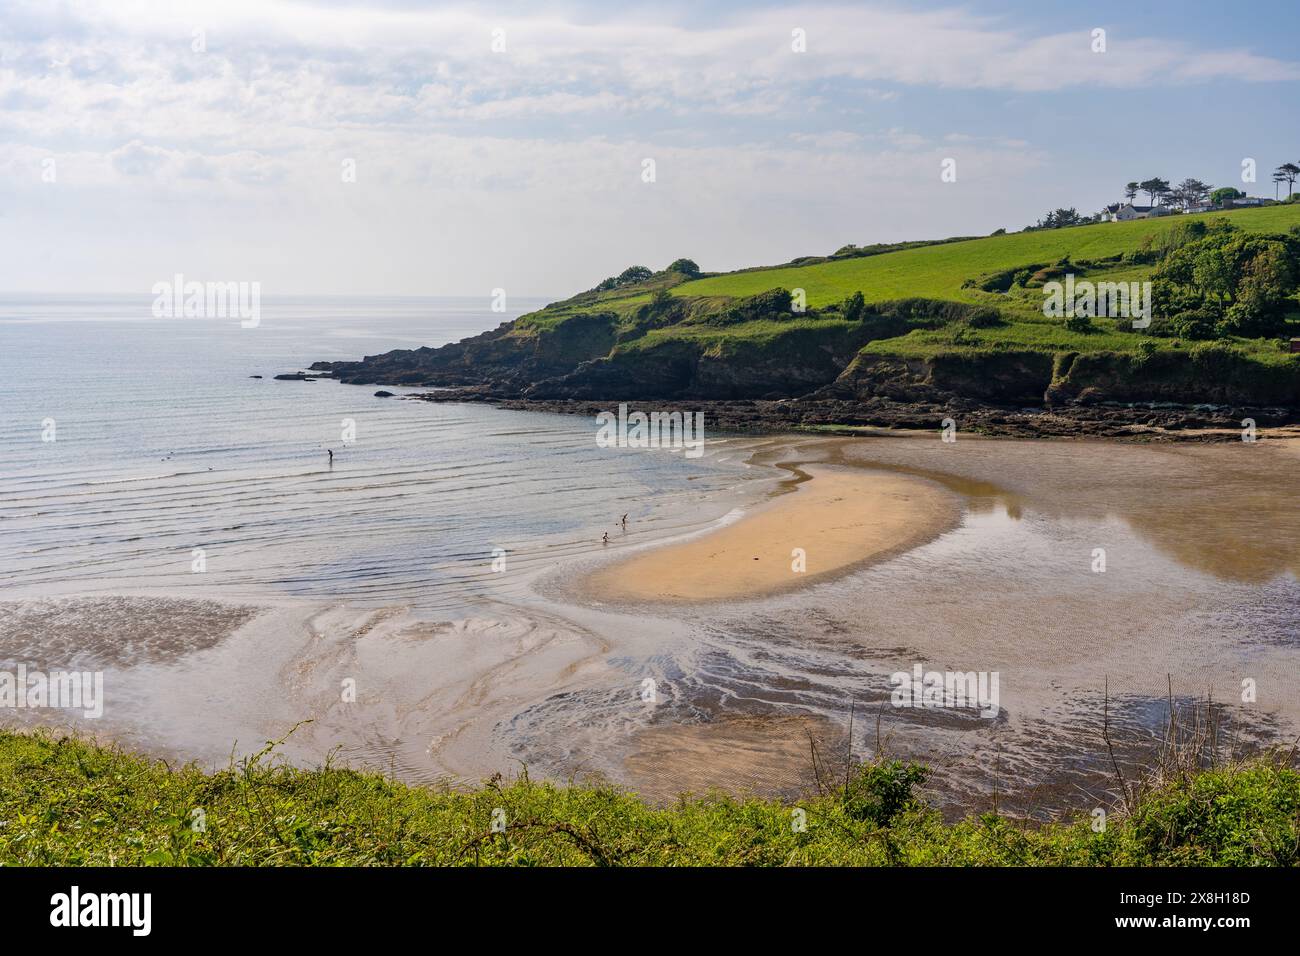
(327, 449, 334, 467)
(621, 513, 628, 530)
(602, 531, 609, 545)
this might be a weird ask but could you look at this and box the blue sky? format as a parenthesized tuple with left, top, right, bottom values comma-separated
(1, 0, 1296, 296)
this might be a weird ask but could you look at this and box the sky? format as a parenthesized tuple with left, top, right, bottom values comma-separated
(1, 0, 1297, 297)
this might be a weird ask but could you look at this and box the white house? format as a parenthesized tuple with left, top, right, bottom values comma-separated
(1108, 203, 1171, 221)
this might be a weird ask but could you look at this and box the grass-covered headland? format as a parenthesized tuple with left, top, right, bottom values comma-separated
(311, 204, 1300, 425)
(3, 730, 1297, 866)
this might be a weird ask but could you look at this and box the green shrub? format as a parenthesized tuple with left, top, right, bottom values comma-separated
(1169, 309, 1218, 340)
(595, 265, 654, 292)
(1125, 764, 1300, 865)
(964, 307, 1004, 328)
(841, 761, 929, 826)
(843, 290, 866, 322)
(1155, 219, 1208, 259)
(1189, 340, 1242, 372)
(2, 732, 1299, 867)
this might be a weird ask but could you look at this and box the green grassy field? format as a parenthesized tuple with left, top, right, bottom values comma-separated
(675, 204, 1300, 308)
(497, 204, 1300, 383)
(3, 731, 1297, 866)
(622, 315, 863, 352)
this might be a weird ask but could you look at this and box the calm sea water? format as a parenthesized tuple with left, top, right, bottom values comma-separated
(0, 294, 752, 610)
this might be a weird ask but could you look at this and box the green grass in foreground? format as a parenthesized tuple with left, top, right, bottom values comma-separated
(2, 730, 1298, 866)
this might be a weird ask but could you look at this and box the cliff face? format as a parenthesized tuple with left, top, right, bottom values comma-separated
(310, 312, 619, 389)
(305, 288, 1300, 412)
(825, 348, 1300, 408)
(1046, 350, 1300, 406)
(526, 323, 884, 400)
(307, 295, 964, 400)
(826, 351, 1054, 405)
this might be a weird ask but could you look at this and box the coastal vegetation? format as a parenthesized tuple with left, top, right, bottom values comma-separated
(673, 203, 1300, 312)
(3, 730, 1297, 866)
(312, 203, 1300, 413)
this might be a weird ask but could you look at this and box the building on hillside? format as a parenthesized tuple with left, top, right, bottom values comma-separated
(1184, 203, 1214, 214)
(1108, 203, 1172, 221)
(1109, 203, 1147, 221)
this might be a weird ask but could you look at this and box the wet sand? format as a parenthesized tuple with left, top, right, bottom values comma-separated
(584, 465, 961, 603)
(4, 432, 1299, 818)
(624, 715, 839, 804)
(0, 597, 261, 668)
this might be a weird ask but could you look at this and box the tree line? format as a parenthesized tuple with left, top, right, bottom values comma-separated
(1026, 163, 1300, 232)
(1124, 163, 1300, 208)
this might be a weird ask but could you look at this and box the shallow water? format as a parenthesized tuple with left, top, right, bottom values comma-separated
(0, 296, 754, 610)
(2, 296, 1298, 816)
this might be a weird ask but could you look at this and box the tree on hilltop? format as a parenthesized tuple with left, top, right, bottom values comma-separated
(1139, 178, 1172, 206)
(1210, 186, 1243, 206)
(594, 265, 654, 292)
(1276, 163, 1300, 199)
(1173, 178, 1211, 208)
(1029, 207, 1088, 230)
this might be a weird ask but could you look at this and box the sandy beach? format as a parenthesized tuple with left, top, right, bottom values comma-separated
(584, 464, 961, 603)
(4, 428, 1300, 816)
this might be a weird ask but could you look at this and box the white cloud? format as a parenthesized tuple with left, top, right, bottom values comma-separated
(0, 1, 1293, 294)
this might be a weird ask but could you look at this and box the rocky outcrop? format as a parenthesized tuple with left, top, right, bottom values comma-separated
(310, 312, 619, 389)
(526, 323, 879, 400)
(821, 346, 1300, 410)
(297, 288, 1300, 420)
(1046, 350, 1300, 407)
(410, 390, 1300, 440)
(823, 350, 1053, 405)
(301, 295, 964, 399)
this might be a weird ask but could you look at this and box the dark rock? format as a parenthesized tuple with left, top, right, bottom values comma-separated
(294, 290, 1299, 438)
(311, 312, 617, 389)
(374, 390, 395, 397)
(404, 388, 1298, 442)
